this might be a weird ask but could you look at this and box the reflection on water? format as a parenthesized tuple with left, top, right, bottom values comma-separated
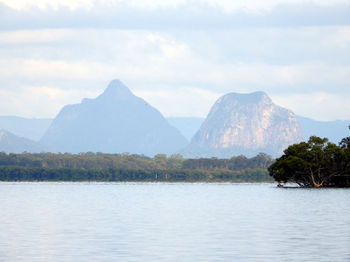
(0, 183, 349, 261)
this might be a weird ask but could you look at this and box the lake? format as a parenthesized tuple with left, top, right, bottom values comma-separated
(0, 182, 349, 261)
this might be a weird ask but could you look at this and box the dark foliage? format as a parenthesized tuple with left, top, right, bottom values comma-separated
(0, 152, 273, 182)
(183, 153, 273, 171)
(269, 127, 350, 187)
(0, 167, 272, 182)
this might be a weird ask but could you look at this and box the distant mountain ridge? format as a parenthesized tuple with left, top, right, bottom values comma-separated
(298, 116, 350, 144)
(40, 80, 188, 156)
(183, 91, 303, 157)
(0, 116, 52, 141)
(0, 129, 49, 153)
(1, 80, 348, 157)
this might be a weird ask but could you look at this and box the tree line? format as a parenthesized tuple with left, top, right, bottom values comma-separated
(0, 152, 274, 182)
(0, 166, 271, 182)
(0, 152, 273, 170)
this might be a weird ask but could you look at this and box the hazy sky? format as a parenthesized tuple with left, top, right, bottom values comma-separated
(1, 0, 349, 120)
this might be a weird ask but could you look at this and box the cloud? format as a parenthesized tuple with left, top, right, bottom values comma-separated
(0, 28, 349, 120)
(1, 27, 349, 68)
(0, 29, 72, 44)
(0, 58, 119, 80)
(1, 55, 349, 119)
(1, 57, 349, 92)
(1, 1, 350, 31)
(0, 85, 100, 118)
(2, 0, 350, 12)
(0, 2, 349, 120)
(175, 26, 350, 66)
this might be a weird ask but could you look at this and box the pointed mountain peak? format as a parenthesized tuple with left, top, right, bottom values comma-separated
(97, 79, 134, 101)
(41, 79, 188, 155)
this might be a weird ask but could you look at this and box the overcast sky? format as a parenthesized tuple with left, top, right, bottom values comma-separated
(0, 0, 349, 120)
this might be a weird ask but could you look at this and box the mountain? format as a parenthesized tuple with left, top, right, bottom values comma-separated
(167, 116, 350, 149)
(40, 80, 188, 155)
(183, 91, 303, 158)
(167, 117, 204, 141)
(0, 129, 49, 153)
(0, 116, 52, 141)
(297, 116, 350, 143)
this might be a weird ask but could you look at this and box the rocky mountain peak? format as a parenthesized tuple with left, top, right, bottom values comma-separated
(219, 91, 271, 105)
(211, 91, 272, 114)
(185, 91, 303, 157)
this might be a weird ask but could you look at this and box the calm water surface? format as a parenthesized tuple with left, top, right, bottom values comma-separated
(0, 182, 349, 261)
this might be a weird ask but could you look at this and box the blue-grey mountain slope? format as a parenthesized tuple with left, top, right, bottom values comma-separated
(183, 91, 303, 158)
(297, 116, 350, 143)
(167, 117, 204, 141)
(40, 80, 188, 155)
(0, 129, 49, 153)
(0, 116, 52, 141)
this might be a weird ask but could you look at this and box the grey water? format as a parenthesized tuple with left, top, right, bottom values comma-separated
(0, 183, 349, 262)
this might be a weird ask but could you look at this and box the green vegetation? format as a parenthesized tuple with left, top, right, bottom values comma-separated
(269, 128, 350, 187)
(0, 152, 273, 182)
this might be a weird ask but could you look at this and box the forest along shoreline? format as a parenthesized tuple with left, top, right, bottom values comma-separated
(1, 132, 349, 186)
(0, 152, 273, 182)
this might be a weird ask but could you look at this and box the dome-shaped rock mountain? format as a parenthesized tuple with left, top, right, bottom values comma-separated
(184, 91, 303, 157)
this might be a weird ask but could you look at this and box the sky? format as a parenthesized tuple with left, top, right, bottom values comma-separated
(0, 0, 349, 121)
